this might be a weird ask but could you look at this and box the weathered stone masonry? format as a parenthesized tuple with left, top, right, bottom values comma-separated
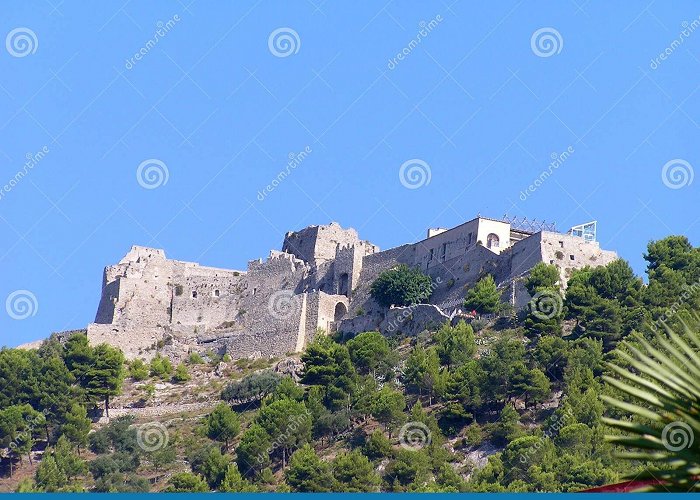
(86, 217, 617, 360)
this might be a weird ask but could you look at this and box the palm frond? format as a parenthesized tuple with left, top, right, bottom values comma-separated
(603, 317, 700, 492)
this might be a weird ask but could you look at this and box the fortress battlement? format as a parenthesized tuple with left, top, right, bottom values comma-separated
(87, 217, 617, 360)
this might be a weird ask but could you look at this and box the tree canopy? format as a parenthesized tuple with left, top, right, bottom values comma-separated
(464, 275, 501, 314)
(370, 264, 434, 308)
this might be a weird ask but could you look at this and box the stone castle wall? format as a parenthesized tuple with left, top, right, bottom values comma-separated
(87, 219, 618, 360)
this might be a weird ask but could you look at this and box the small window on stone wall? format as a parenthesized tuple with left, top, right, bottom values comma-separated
(213, 290, 220, 297)
(487, 233, 500, 249)
(570, 255, 575, 261)
(192, 291, 198, 298)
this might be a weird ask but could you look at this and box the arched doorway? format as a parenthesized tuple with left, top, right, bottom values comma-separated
(487, 233, 500, 249)
(334, 302, 348, 322)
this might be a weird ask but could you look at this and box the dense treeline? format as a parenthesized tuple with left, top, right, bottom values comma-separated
(1, 235, 699, 492)
(0, 335, 124, 488)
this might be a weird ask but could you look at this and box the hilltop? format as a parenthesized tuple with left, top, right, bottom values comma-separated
(3, 232, 699, 492)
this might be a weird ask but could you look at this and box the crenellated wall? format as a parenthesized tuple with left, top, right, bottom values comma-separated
(88, 219, 618, 360)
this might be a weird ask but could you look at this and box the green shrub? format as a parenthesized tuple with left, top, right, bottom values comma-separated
(370, 265, 434, 308)
(128, 359, 149, 381)
(166, 472, 209, 492)
(172, 363, 190, 383)
(149, 354, 173, 379)
(88, 416, 138, 455)
(188, 352, 205, 365)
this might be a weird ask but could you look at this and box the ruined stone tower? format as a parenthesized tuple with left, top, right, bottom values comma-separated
(86, 217, 617, 360)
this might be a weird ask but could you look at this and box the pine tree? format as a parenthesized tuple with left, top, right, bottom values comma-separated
(347, 331, 396, 378)
(370, 387, 406, 437)
(235, 423, 271, 478)
(61, 404, 91, 453)
(35, 456, 67, 492)
(435, 320, 476, 368)
(62, 334, 94, 386)
(220, 464, 258, 492)
(257, 398, 312, 466)
(166, 473, 209, 492)
(492, 404, 521, 446)
(301, 336, 356, 411)
(285, 444, 334, 492)
(84, 344, 125, 418)
(204, 403, 240, 451)
(53, 435, 87, 480)
(464, 275, 501, 314)
(332, 450, 381, 492)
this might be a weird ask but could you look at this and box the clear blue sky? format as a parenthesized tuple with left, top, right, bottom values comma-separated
(1, 1, 698, 346)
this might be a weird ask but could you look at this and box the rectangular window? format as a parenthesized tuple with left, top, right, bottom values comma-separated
(429, 249, 434, 261)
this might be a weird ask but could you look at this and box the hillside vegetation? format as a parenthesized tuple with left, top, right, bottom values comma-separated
(1, 235, 699, 492)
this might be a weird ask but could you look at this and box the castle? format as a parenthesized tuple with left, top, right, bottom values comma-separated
(86, 216, 617, 360)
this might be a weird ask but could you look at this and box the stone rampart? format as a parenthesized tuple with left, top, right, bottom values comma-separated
(86, 218, 619, 360)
